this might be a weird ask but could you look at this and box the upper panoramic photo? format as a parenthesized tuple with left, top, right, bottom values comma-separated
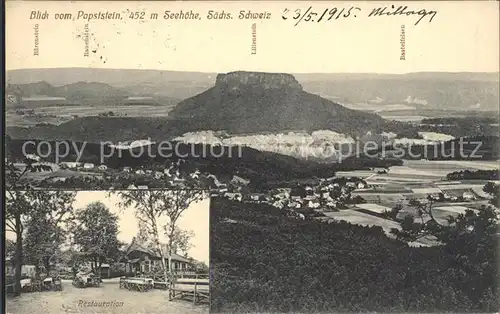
(5, 1, 499, 193)
(5, 67, 499, 191)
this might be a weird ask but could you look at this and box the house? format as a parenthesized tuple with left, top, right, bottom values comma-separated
(462, 191, 477, 201)
(5, 257, 36, 277)
(375, 168, 388, 174)
(357, 181, 368, 189)
(304, 195, 318, 201)
(79, 262, 112, 278)
(272, 200, 285, 209)
(30, 162, 56, 172)
(173, 177, 186, 183)
(289, 201, 302, 209)
(217, 184, 228, 193)
(60, 161, 80, 169)
(127, 184, 138, 189)
(428, 193, 442, 201)
(49, 177, 68, 183)
(346, 182, 356, 188)
(145, 170, 153, 175)
(98, 164, 108, 171)
(6, 94, 18, 104)
(25, 154, 41, 162)
(326, 201, 337, 208)
(307, 200, 321, 209)
(123, 167, 131, 173)
(231, 175, 250, 186)
(224, 192, 242, 201)
(120, 237, 193, 274)
(137, 185, 149, 190)
(135, 169, 145, 175)
(249, 193, 266, 202)
(273, 191, 289, 200)
(83, 163, 94, 169)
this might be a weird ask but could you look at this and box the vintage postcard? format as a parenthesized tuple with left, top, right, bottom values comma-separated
(4, 0, 500, 313)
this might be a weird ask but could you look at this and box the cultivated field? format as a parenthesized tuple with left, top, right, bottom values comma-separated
(6, 104, 177, 127)
(403, 159, 500, 171)
(323, 209, 401, 235)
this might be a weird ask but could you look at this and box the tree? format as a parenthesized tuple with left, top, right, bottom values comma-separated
(163, 223, 195, 258)
(114, 190, 205, 288)
(391, 184, 500, 306)
(22, 191, 75, 275)
(5, 154, 36, 296)
(5, 239, 16, 258)
(5, 190, 75, 295)
(71, 202, 122, 274)
(24, 216, 64, 275)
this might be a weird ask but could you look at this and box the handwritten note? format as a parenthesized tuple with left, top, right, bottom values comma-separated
(282, 5, 437, 26)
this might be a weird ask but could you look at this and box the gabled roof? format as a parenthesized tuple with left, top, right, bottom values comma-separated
(124, 237, 191, 263)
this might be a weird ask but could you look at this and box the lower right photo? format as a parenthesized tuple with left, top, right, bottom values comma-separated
(210, 179, 499, 313)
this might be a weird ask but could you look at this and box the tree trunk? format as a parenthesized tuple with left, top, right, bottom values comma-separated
(151, 218, 168, 285)
(14, 213, 23, 296)
(167, 225, 175, 291)
(44, 257, 50, 275)
(161, 253, 168, 284)
(98, 261, 102, 277)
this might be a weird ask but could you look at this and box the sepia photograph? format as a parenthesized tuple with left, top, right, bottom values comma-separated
(5, 190, 210, 313)
(4, 0, 500, 313)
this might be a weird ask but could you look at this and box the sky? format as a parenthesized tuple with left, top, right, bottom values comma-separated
(6, 191, 210, 265)
(6, 1, 499, 73)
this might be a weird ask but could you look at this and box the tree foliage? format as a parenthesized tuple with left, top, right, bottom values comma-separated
(71, 201, 122, 272)
(114, 190, 205, 283)
(211, 195, 499, 313)
(5, 189, 75, 294)
(391, 183, 500, 308)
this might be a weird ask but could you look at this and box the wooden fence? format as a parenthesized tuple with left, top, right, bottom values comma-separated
(169, 275, 210, 305)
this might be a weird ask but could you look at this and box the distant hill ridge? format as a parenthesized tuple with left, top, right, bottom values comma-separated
(7, 68, 499, 109)
(6, 81, 127, 98)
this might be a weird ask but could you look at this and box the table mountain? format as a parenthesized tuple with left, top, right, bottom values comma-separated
(168, 71, 395, 137)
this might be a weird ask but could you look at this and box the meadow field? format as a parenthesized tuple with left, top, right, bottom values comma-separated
(6, 104, 177, 127)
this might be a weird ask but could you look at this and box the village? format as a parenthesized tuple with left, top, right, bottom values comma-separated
(212, 162, 497, 247)
(6, 152, 207, 189)
(6, 153, 497, 248)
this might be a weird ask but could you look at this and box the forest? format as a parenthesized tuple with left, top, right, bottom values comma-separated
(210, 191, 499, 313)
(447, 169, 499, 181)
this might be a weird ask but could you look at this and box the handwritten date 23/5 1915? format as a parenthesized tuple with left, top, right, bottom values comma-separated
(282, 6, 360, 26)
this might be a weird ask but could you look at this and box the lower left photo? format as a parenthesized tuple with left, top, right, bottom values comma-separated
(5, 189, 210, 314)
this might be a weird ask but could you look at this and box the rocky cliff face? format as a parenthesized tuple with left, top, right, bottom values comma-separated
(215, 71, 303, 91)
